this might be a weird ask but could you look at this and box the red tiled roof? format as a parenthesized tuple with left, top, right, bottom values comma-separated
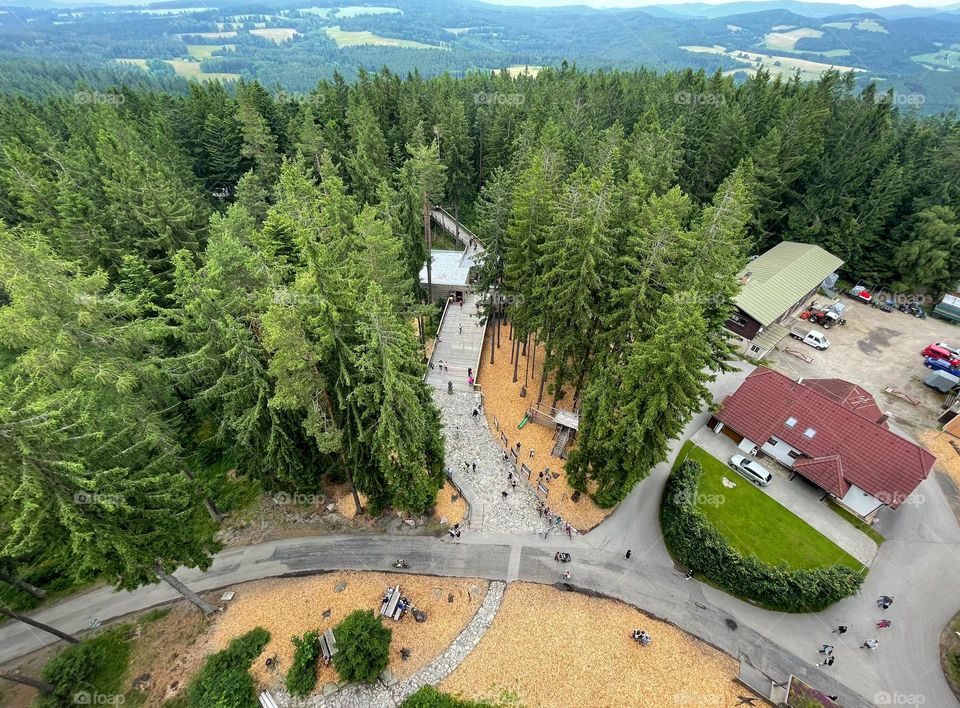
(714, 367, 934, 508)
(802, 378, 888, 427)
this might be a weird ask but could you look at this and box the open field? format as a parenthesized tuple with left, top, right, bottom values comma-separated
(335, 5, 402, 17)
(912, 48, 960, 70)
(856, 18, 888, 33)
(719, 48, 862, 81)
(251, 27, 299, 43)
(325, 26, 439, 49)
(164, 59, 240, 81)
(680, 44, 726, 54)
(677, 441, 862, 571)
(441, 583, 744, 707)
(177, 30, 237, 39)
(823, 21, 853, 29)
(186, 44, 236, 58)
(504, 65, 542, 77)
(764, 27, 823, 51)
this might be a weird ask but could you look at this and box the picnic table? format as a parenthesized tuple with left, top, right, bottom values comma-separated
(380, 585, 408, 621)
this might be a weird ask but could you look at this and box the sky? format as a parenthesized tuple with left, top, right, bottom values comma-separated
(485, 0, 958, 8)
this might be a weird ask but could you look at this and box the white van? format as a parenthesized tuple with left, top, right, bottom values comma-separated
(728, 455, 773, 487)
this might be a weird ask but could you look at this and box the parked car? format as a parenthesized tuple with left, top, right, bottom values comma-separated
(924, 357, 960, 377)
(789, 326, 830, 350)
(936, 342, 960, 358)
(922, 344, 960, 366)
(728, 455, 773, 487)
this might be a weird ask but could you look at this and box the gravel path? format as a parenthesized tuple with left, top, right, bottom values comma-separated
(432, 389, 546, 534)
(269, 581, 507, 707)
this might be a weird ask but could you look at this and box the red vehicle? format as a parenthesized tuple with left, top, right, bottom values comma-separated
(922, 344, 960, 367)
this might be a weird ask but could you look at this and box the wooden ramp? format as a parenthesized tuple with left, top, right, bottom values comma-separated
(425, 291, 486, 393)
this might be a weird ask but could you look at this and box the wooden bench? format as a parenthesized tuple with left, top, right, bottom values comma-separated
(258, 691, 279, 708)
(319, 628, 337, 664)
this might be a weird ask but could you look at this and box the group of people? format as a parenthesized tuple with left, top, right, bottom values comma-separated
(816, 595, 895, 667)
(631, 629, 652, 646)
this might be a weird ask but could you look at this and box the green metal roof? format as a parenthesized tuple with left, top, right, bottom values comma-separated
(734, 242, 844, 327)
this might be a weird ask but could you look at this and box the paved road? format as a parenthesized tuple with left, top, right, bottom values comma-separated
(0, 534, 869, 707)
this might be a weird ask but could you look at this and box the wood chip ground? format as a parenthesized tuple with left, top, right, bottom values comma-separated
(441, 583, 743, 707)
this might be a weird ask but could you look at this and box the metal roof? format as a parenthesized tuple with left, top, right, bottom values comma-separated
(419, 249, 475, 287)
(734, 242, 844, 327)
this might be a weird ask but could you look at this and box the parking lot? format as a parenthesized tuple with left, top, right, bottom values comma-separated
(765, 296, 960, 431)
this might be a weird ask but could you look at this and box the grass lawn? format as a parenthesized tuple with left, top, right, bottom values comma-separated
(677, 441, 862, 571)
(325, 26, 440, 49)
(186, 44, 236, 58)
(164, 60, 240, 82)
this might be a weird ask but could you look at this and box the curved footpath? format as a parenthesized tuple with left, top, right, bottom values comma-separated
(2, 360, 958, 708)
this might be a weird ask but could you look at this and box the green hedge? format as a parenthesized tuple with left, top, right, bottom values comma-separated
(186, 627, 270, 708)
(39, 627, 131, 707)
(285, 629, 321, 696)
(661, 459, 863, 612)
(400, 686, 493, 707)
(332, 610, 391, 683)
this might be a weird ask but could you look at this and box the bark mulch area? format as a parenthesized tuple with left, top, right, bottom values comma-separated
(919, 430, 960, 491)
(206, 573, 487, 687)
(476, 327, 610, 531)
(440, 583, 743, 708)
(433, 480, 468, 526)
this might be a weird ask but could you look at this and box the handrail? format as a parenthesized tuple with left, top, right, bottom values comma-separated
(423, 297, 453, 381)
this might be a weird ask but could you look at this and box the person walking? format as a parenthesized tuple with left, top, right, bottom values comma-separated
(818, 645, 834, 656)
(876, 619, 892, 629)
(832, 625, 848, 635)
(625, 550, 632, 560)
(816, 655, 835, 668)
(565, 523, 572, 539)
(878, 595, 894, 610)
(472, 462, 477, 473)
(563, 570, 571, 580)
(459, 323, 462, 334)
(861, 638, 879, 650)
(529, 448, 535, 458)
(511, 478, 517, 490)
(501, 490, 508, 500)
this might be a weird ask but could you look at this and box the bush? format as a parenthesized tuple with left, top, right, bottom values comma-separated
(285, 629, 321, 696)
(400, 685, 493, 707)
(40, 627, 131, 706)
(186, 627, 270, 708)
(661, 460, 863, 612)
(331, 610, 391, 683)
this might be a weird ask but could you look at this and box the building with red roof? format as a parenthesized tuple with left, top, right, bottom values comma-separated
(708, 367, 935, 518)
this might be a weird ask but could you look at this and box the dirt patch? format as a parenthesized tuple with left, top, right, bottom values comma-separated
(766, 300, 960, 430)
(476, 327, 610, 531)
(206, 573, 486, 688)
(440, 583, 743, 707)
(940, 608, 960, 704)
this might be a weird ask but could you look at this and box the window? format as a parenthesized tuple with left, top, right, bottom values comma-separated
(804, 427, 817, 439)
(785, 417, 797, 428)
(788, 450, 802, 459)
(767, 437, 778, 446)
(749, 344, 762, 354)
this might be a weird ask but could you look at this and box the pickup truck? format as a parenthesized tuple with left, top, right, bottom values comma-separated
(790, 326, 830, 350)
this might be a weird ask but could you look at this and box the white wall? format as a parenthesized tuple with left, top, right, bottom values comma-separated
(840, 484, 884, 518)
(760, 436, 803, 467)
